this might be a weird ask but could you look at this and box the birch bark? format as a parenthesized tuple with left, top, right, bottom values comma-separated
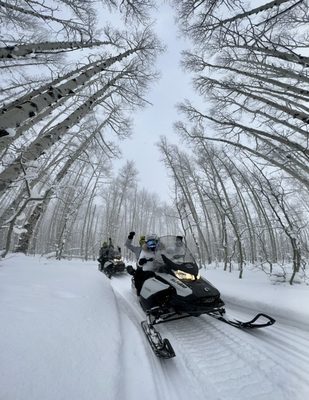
(0, 48, 135, 137)
(0, 75, 122, 194)
(0, 40, 109, 59)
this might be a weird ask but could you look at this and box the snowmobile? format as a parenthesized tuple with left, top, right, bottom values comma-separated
(98, 249, 126, 279)
(128, 235, 275, 359)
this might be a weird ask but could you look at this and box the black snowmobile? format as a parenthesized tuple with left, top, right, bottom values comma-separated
(98, 248, 126, 279)
(128, 235, 275, 359)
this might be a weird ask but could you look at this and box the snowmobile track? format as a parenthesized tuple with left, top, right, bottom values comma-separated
(164, 314, 307, 400)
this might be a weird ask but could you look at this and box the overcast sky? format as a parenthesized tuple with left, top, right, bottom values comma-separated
(114, 3, 195, 203)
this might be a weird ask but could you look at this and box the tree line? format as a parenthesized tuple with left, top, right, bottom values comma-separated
(0, 0, 176, 261)
(160, 0, 309, 283)
(0, 0, 308, 284)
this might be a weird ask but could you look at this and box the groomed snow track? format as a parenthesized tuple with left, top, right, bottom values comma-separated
(111, 275, 309, 400)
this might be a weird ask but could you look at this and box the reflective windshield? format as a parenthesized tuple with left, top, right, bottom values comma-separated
(153, 235, 196, 268)
(113, 249, 121, 259)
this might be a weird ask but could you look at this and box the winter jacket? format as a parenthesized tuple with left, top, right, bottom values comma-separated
(137, 242, 164, 272)
(125, 238, 142, 259)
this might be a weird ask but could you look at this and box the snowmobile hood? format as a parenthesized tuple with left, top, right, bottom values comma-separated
(161, 254, 199, 276)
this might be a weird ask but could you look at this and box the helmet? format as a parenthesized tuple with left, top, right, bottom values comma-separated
(145, 234, 158, 250)
(176, 236, 184, 246)
(139, 235, 145, 246)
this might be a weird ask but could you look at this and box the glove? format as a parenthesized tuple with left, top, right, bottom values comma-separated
(139, 257, 154, 265)
(128, 231, 135, 240)
(126, 265, 135, 276)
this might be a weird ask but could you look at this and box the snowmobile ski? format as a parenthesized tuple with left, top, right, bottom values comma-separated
(141, 313, 175, 359)
(208, 311, 276, 329)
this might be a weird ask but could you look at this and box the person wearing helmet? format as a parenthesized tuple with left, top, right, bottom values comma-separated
(132, 234, 160, 295)
(125, 231, 145, 259)
(137, 234, 159, 270)
(98, 241, 109, 270)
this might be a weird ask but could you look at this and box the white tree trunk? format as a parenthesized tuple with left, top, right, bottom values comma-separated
(0, 40, 109, 59)
(0, 48, 134, 137)
(0, 73, 126, 194)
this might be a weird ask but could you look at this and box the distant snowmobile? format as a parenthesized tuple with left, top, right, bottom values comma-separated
(127, 235, 275, 359)
(98, 249, 125, 279)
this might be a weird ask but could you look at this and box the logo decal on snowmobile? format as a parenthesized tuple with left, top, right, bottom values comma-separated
(156, 273, 193, 296)
(204, 287, 210, 292)
(170, 277, 187, 289)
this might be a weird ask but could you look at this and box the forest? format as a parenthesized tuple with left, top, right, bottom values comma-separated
(0, 0, 308, 285)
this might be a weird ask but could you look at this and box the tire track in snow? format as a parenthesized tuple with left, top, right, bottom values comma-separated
(242, 323, 309, 396)
(225, 302, 309, 393)
(110, 276, 211, 400)
(104, 275, 162, 400)
(109, 275, 309, 400)
(160, 314, 293, 400)
(110, 276, 177, 400)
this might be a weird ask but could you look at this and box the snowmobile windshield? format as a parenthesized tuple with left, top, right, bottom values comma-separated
(153, 235, 198, 275)
(113, 250, 122, 259)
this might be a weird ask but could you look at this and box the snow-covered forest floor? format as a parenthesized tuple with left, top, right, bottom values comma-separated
(1, 254, 309, 400)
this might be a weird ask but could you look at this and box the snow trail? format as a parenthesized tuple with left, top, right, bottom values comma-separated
(1, 255, 309, 400)
(110, 275, 208, 400)
(111, 273, 309, 400)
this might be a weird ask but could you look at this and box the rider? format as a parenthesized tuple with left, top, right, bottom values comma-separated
(138, 234, 159, 270)
(98, 238, 115, 273)
(173, 235, 185, 256)
(134, 234, 160, 295)
(98, 241, 109, 269)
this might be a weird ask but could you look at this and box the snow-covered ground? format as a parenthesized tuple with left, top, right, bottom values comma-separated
(1, 254, 309, 400)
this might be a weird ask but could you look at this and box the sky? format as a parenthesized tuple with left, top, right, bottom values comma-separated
(1, 253, 309, 400)
(114, 3, 195, 203)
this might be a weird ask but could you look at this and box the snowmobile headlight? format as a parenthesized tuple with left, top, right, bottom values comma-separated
(174, 270, 198, 281)
(113, 257, 123, 262)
